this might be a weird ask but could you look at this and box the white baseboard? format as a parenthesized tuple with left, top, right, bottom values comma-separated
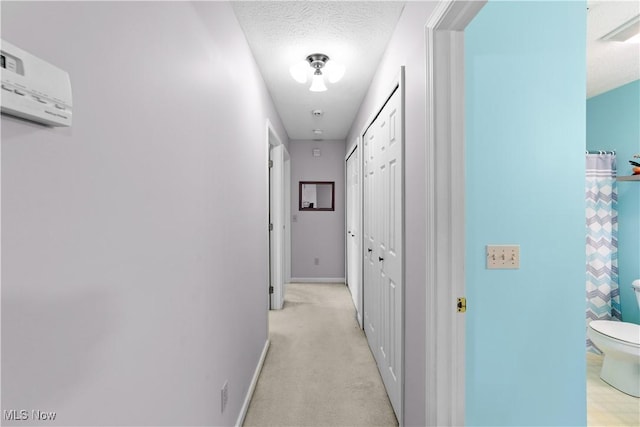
(290, 277, 346, 284)
(235, 339, 270, 427)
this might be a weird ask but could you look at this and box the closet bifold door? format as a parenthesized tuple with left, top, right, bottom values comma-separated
(362, 73, 404, 423)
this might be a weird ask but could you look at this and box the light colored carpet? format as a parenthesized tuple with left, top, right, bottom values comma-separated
(243, 283, 398, 427)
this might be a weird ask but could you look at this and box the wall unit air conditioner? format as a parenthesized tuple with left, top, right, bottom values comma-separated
(1, 39, 72, 127)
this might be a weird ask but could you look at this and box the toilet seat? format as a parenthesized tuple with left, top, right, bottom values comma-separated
(589, 320, 640, 346)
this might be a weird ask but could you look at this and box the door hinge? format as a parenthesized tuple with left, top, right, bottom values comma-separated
(269, 223, 273, 231)
(268, 160, 273, 168)
(269, 286, 274, 294)
(457, 297, 467, 313)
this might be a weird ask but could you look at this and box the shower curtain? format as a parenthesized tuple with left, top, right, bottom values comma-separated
(586, 153, 621, 353)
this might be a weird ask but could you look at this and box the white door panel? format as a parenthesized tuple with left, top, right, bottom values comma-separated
(363, 86, 403, 420)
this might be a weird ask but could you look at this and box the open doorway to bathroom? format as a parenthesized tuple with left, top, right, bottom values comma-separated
(584, 150, 639, 426)
(585, 2, 640, 425)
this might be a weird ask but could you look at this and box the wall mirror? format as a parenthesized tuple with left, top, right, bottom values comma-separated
(299, 181, 335, 211)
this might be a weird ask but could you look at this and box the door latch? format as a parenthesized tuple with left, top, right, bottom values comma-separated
(457, 297, 466, 313)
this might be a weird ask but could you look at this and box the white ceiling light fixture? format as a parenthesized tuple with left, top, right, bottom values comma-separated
(309, 67, 327, 92)
(600, 14, 640, 43)
(289, 53, 345, 92)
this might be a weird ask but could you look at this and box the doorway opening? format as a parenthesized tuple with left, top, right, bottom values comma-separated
(345, 143, 362, 327)
(267, 120, 290, 311)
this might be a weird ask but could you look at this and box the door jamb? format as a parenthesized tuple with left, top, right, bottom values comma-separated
(424, 1, 485, 425)
(266, 119, 287, 310)
(345, 141, 363, 328)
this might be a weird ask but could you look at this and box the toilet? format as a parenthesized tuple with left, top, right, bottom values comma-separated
(587, 280, 640, 397)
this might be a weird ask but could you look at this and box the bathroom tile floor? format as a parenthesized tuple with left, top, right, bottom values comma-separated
(587, 352, 640, 426)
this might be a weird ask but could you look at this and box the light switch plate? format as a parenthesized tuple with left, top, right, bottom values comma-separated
(486, 245, 520, 269)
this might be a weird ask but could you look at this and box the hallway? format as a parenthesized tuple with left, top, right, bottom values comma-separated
(243, 283, 398, 427)
(1, 2, 617, 426)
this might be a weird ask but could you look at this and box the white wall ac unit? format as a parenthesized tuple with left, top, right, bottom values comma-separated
(1, 39, 72, 127)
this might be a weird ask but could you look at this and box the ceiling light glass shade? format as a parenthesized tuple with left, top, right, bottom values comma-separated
(309, 73, 327, 92)
(289, 61, 309, 84)
(324, 61, 345, 83)
(626, 32, 640, 44)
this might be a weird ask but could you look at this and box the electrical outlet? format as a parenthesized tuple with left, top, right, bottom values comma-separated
(221, 381, 228, 413)
(314, 257, 319, 266)
(486, 245, 520, 269)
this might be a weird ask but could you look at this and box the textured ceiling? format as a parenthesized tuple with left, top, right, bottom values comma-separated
(232, 1, 638, 140)
(587, 0, 640, 98)
(232, 1, 405, 141)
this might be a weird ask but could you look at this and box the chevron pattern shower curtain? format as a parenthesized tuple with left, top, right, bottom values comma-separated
(586, 153, 620, 353)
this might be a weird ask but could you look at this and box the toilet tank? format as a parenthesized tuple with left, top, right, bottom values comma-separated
(633, 280, 640, 309)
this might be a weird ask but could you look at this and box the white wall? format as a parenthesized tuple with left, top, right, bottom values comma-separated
(289, 140, 345, 281)
(346, 2, 438, 425)
(1, 2, 287, 426)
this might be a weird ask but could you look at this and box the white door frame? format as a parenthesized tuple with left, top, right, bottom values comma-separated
(267, 119, 289, 310)
(345, 141, 363, 327)
(283, 152, 291, 286)
(424, 1, 485, 425)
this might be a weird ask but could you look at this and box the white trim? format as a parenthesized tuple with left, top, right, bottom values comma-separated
(266, 119, 283, 147)
(283, 150, 291, 286)
(361, 74, 404, 140)
(289, 277, 346, 284)
(356, 121, 370, 335)
(399, 67, 406, 427)
(267, 120, 289, 311)
(345, 139, 363, 328)
(344, 150, 349, 291)
(424, 1, 485, 426)
(265, 120, 273, 311)
(399, 67, 407, 427)
(235, 339, 270, 427)
(356, 136, 363, 329)
(345, 139, 359, 161)
(396, 65, 407, 427)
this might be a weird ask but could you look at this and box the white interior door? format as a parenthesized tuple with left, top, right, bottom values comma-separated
(363, 85, 403, 421)
(363, 128, 377, 350)
(269, 143, 289, 310)
(346, 146, 362, 326)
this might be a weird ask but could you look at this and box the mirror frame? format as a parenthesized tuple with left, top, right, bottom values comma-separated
(298, 181, 335, 211)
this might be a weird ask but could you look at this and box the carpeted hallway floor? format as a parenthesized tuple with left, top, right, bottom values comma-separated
(243, 283, 398, 427)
